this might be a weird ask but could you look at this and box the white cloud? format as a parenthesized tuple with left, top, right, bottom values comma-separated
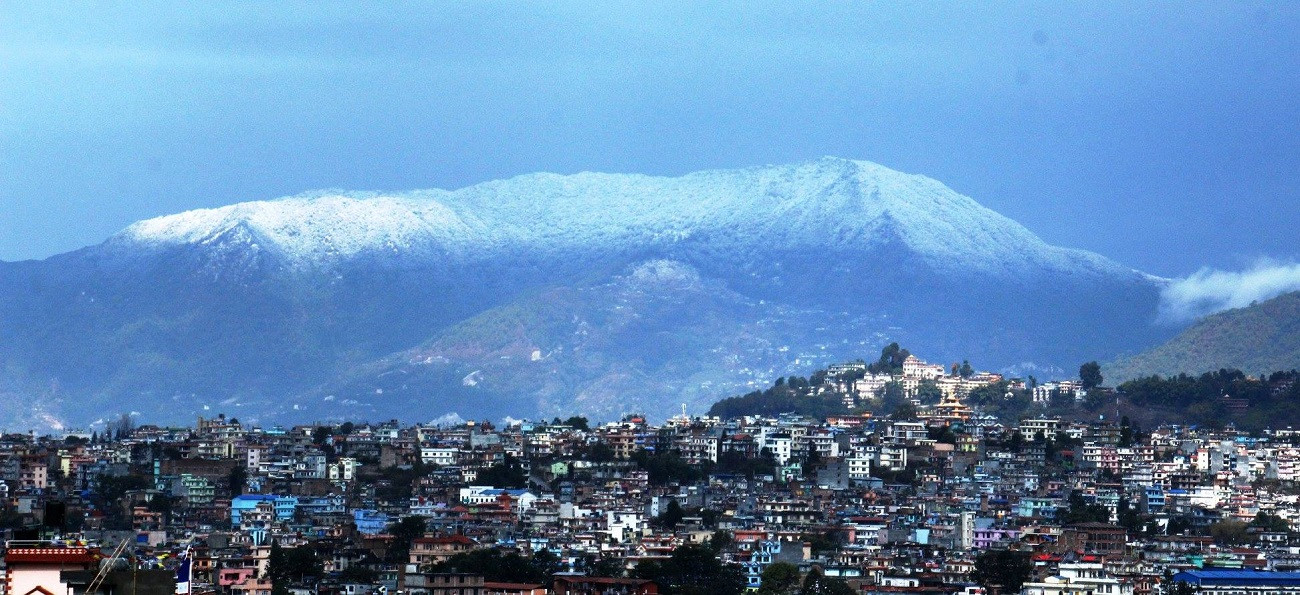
(1159, 260, 1300, 323)
(431, 412, 465, 427)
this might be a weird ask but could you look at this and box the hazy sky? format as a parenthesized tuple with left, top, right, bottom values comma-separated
(2, 2, 1298, 277)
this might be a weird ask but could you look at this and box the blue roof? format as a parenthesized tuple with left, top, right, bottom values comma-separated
(1174, 570, 1300, 586)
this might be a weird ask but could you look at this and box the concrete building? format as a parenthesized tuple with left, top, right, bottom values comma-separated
(1172, 570, 1300, 593)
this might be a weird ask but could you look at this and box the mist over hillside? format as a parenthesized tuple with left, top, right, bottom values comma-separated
(1110, 290, 1300, 383)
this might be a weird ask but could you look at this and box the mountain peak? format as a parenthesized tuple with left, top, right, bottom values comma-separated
(2, 157, 1169, 426)
(106, 158, 1138, 280)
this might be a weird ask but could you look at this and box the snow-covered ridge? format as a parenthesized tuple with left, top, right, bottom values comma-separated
(121, 194, 477, 264)
(115, 157, 1142, 278)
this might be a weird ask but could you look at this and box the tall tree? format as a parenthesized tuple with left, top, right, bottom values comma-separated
(970, 550, 1033, 593)
(428, 548, 557, 583)
(385, 516, 428, 563)
(1119, 416, 1134, 447)
(708, 530, 733, 553)
(799, 569, 855, 595)
(586, 556, 626, 578)
(1059, 491, 1111, 525)
(1250, 511, 1291, 533)
(1209, 520, 1250, 545)
(268, 541, 288, 595)
(281, 547, 322, 584)
(633, 544, 746, 595)
(916, 379, 943, 404)
(657, 499, 685, 529)
(110, 413, 134, 440)
(757, 562, 801, 595)
(868, 343, 910, 374)
(890, 400, 918, 421)
(228, 465, 248, 496)
(478, 454, 528, 488)
(1079, 361, 1104, 390)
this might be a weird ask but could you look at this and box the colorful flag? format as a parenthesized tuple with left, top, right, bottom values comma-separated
(175, 548, 192, 595)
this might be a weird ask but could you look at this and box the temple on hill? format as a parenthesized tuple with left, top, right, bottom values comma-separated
(923, 392, 974, 426)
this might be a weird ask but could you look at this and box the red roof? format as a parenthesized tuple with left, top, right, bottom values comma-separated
(413, 535, 475, 545)
(483, 582, 545, 590)
(5, 547, 99, 564)
(554, 577, 652, 586)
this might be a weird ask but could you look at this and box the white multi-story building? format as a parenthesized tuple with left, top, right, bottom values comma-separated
(420, 447, 458, 467)
(328, 457, 357, 482)
(1020, 418, 1062, 438)
(862, 445, 907, 471)
(762, 433, 793, 464)
(853, 374, 892, 397)
(902, 355, 944, 380)
(1032, 380, 1084, 405)
(1021, 563, 1133, 595)
(885, 421, 928, 444)
(848, 454, 872, 480)
(605, 510, 647, 543)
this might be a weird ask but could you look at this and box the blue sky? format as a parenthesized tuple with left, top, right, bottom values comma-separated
(2, 2, 1298, 278)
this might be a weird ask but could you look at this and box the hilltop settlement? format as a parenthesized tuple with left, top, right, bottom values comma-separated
(5, 350, 1300, 595)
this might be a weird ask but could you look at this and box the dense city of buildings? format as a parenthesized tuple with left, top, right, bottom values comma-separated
(4, 356, 1300, 595)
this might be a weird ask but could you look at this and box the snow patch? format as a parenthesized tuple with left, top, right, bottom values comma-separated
(431, 412, 465, 426)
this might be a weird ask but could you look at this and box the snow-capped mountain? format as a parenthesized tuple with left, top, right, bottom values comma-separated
(0, 158, 1172, 428)
(113, 157, 1144, 279)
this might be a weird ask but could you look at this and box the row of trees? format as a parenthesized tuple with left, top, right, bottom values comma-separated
(351, 531, 857, 595)
(755, 563, 854, 595)
(267, 541, 379, 594)
(970, 548, 1203, 594)
(631, 448, 778, 485)
(1118, 368, 1300, 429)
(707, 379, 851, 420)
(427, 548, 563, 584)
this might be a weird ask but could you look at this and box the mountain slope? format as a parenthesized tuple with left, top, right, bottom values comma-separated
(1108, 290, 1300, 382)
(0, 157, 1171, 427)
(288, 259, 920, 422)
